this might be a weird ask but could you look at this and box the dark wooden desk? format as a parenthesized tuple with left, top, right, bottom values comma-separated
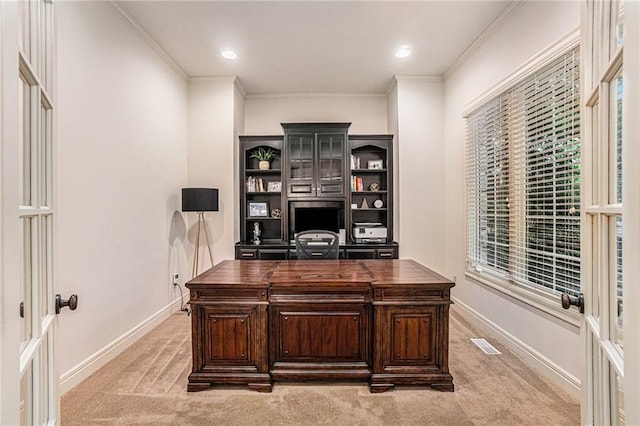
(186, 259, 454, 393)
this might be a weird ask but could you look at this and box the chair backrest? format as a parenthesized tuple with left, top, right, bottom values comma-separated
(294, 230, 340, 260)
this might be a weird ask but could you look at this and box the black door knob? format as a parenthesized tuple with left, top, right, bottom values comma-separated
(55, 294, 78, 314)
(560, 293, 584, 314)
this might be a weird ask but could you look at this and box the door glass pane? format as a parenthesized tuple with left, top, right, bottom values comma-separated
(40, 0, 50, 91)
(289, 136, 313, 182)
(613, 215, 623, 350)
(18, 0, 32, 61)
(589, 214, 600, 318)
(613, 0, 625, 49)
(612, 73, 623, 204)
(591, 335, 604, 426)
(21, 217, 34, 349)
(318, 136, 343, 183)
(40, 215, 51, 318)
(591, 102, 599, 204)
(40, 104, 51, 207)
(20, 362, 33, 426)
(590, 1, 601, 88)
(40, 337, 51, 423)
(611, 369, 625, 425)
(20, 76, 33, 206)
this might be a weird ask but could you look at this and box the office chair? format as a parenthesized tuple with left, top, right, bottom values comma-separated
(294, 230, 340, 259)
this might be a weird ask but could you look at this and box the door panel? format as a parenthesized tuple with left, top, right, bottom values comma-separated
(272, 305, 368, 364)
(2, 1, 59, 424)
(582, 1, 639, 424)
(204, 309, 253, 364)
(391, 313, 434, 363)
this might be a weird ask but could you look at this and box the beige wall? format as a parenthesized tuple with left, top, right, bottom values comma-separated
(56, 1, 189, 381)
(244, 94, 388, 135)
(386, 84, 400, 241)
(187, 78, 238, 266)
(393, 77, 445, 271)
(443, 1, 581, 395)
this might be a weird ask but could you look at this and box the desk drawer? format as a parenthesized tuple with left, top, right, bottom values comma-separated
(270, 304, 370, 365)
(237, 248, 257, 259)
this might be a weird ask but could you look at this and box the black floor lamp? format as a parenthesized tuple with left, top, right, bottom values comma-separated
(182, 188, 219, 278)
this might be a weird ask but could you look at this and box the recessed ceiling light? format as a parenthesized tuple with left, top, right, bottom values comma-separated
(221, 50, 237, 59)
(395, 46, 411, 58)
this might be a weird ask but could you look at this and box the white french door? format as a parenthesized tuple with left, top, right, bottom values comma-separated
(581, 0, 639, 424)
(1, 0, 60, 424)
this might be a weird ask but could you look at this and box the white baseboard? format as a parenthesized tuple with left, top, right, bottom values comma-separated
(452, 297, 581, 400)
(60, 293, 189, 394)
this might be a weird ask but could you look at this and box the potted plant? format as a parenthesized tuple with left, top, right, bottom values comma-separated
(250, 147, 277, 170)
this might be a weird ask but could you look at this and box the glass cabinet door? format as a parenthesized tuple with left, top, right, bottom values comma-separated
(317, 134, 345, 196)
(287, 134, 314, 196)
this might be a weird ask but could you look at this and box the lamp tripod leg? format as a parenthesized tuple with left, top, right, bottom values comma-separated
(192, 212, 203, 278)
(202, 214, 214, 268)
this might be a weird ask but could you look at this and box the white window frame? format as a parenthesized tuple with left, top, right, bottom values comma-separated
(464, 30, 582, 326)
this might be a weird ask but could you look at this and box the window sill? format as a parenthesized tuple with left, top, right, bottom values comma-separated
(464, 270, 582, 327)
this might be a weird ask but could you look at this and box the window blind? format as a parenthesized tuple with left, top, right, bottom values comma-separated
(466, 46, 581, 297)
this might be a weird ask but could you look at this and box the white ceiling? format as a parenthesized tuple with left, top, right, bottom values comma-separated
(115, 1, 512, 95)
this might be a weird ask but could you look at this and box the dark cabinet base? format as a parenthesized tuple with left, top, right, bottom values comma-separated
(236, 241, 399, 260)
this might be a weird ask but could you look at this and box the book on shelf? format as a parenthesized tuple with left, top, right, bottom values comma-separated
(350, 155, 361, 170)
(246, 176, 268, 193)
(351, 176, 364, 192)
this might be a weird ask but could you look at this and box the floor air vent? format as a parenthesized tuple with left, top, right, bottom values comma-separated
(470, 338, 501, 355)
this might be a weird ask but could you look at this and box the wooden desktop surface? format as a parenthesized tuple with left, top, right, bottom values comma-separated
(188, 259, 453, 287)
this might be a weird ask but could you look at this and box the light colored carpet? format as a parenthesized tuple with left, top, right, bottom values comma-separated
(61, 311, 579, 425)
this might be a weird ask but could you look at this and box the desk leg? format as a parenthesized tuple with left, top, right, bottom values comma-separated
(248, 382, 273, 393)
(187, 382, 212, 392)
(369, 383, 394, 393)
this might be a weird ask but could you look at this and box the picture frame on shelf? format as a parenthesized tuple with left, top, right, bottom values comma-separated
(267, 181, 282, 192)
(248, 202, 269, 218)
(368, 159, 383, 170)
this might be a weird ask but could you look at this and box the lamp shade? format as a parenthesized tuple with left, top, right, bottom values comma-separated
(182, 188, 219, 212)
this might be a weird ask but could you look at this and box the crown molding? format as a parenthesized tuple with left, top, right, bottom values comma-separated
(189, 76, 237, 84)
(393, 75, 443, 83)
(245, 92, 387, 100)
(444, 0, 526, 80)
(386, 75, 443, 96)
(234, 78, 247, 98)
(187, 76, 247, 97)
(386, 77, 398, 97)
(104, 1, 188, 81)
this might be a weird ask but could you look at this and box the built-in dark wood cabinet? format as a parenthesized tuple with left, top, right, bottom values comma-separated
(237, 124, 397, 258)
(239, 136, 284, 244)
(348, 135, 393, 243)
(235, 242, 398, 260)
(283, 123, 349, 198)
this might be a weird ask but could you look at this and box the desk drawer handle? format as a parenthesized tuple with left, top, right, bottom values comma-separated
(378, 252, 392, 258)
(284, 350, 289, 355)
(241, 252, 255, 258)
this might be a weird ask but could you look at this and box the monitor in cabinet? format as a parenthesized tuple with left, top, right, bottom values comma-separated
(289, 201, 343, 239)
